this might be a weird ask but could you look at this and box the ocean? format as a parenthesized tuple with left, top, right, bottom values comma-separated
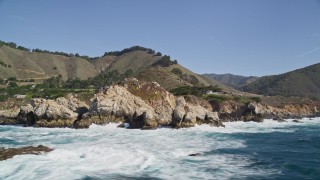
(0, 118, 319, 180)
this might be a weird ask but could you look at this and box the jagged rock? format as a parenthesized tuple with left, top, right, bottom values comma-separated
(0, 107, 20, 125)
(243, 114, 264, 123)
(74, 114, 125, 129)
(127, 111, 158, 130)
(77, 79, 221, 129)
(142, 118, 158, 130)
(16, 96, 88, 128)
(17, 104, 35, 126)
(0, 107, 20, 119)
(172, 97, 223, 128)
(75, 85, 157, 128)
(122, 78, 176, 125)
(56, 94, 89, 115)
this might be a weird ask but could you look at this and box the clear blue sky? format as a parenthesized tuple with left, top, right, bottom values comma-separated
(0, 0, 319, 76)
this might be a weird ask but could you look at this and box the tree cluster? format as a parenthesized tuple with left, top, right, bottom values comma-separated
(152, 55, 178, 67)
(42, 69, 134, 89)
(103, 46, 156, 57)
(171, 68, 200, 85)
(170, 85, 222, 97)
(0, 40, 30, 52)
(0, 60, 11, 68)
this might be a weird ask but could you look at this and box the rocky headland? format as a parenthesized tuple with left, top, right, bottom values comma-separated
(0, 78, 319, 129)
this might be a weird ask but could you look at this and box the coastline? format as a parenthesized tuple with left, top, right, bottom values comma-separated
(1, 79, 319, 130)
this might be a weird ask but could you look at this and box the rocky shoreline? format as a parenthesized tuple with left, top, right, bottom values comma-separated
(0, 79, 319, 129)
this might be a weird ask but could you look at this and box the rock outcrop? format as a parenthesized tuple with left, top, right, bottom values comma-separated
(56, 94, 89, 115)
(246, 102, 319, 120)
(1, 79, 224, 129)
(0, 107, 20, 125)
(17, 95, 88, 127)
(75, 78, 223, 129)
(172, 97, 222, 128)
(218, 101, 320, 122)
(74, 84, 157, 128)
(121, 78, 176, 125)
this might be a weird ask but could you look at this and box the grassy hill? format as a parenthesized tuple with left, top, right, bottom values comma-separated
(0, 41, 231, 91)
(241, 63, 320, 98)
(106, 50, 161, 74)
(104, 52, 226, 90)
(203, 73, 259, 88)
(0, 45, 97, 80)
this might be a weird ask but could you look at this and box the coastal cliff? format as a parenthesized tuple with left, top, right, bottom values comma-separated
(0, 79, 223, 129)
(0, 79, 319, 129)
(74, 78, 222, 129)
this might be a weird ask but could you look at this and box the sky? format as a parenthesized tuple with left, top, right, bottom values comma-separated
(0, 0, 320, 76)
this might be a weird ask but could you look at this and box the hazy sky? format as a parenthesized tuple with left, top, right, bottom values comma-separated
(0, 0, 319, 76)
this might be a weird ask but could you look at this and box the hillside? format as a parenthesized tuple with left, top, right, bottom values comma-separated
(0, 42, 227, 91)
(241, 63, 320, 98)
(105, 50, 161, 74)
(106, 53, 228, 90)
(0, 45, 98, 80)
(135, 65, 226, 90)
(203, 73, 258, 88)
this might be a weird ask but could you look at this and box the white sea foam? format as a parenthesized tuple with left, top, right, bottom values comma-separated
(0, 117, 319, 179)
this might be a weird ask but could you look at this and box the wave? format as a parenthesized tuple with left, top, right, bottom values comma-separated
(0, 118, 319, 179)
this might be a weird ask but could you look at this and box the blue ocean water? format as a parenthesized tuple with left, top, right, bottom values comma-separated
(0, 118, 319, 180)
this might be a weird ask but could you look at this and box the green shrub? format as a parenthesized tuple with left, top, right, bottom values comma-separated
(0, 95, 8, 102)
(206, 94, 231, 103)
(251, 96, 262, 103)
(171, 68, 183, 76)
(8, 82, 18, 87)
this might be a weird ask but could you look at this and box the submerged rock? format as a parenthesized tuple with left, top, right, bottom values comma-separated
(293, 119, 302, 123)
(188, 153, 202, 157)
(0, 145, 53, 161)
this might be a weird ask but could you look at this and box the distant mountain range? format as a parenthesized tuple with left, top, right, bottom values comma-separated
(204, 63, 320, 99)
(240, 63, 320, 98)
(202, 73, 259, 88)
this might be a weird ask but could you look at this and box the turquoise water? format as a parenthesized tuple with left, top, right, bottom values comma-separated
(0, 118, 319, 180)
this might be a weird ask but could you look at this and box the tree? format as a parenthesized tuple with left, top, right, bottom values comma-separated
(189, 75, 200, 85)
(123, 69, 134, 78)
(7, 42, 17, 48)
(17, 46, 30, 52)
(8, 82, 18, 87)
(171, 68, 183, 76)
(8, 77, 17, 82)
